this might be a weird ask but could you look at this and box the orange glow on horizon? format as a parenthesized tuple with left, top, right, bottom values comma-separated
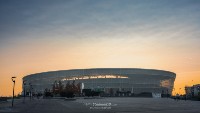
(0, 36, 200, 97)
(0, 39, 200, 96)
(1, 1, 200, 97)
(1, 66, 199, 96)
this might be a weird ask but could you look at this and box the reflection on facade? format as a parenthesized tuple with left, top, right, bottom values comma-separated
(23, 68, 176, 96)
(61, 75, 128, 81)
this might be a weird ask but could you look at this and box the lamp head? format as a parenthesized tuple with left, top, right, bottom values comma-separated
(11, 77, 16, 82)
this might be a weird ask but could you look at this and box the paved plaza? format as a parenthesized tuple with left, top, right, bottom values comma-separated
(0, 97, 199, 113)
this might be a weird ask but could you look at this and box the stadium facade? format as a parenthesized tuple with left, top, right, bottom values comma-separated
(23, 68, 176, 96)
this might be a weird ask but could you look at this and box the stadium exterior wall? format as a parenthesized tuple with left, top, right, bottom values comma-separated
(22, 68, 176, 96)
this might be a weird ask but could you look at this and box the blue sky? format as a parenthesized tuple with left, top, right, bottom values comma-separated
(0, 0, 200, 42)
(1, 0, 200, 59)
(0, 0, 200, 66)
(0, 0, 200, 96)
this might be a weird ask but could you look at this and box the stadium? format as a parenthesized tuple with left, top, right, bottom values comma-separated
(23, 68, 176, 97)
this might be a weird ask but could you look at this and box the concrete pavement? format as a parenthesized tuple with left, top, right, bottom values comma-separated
(0, 97, 200, 113)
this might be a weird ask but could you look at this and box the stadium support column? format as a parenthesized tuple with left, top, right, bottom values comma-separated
(81, 83, 84, 94)
(29, 83, 32, 100)
(131, 87, 133, 93)
(119, 69, 122, 92)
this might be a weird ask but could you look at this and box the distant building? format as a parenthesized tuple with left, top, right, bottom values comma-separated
(185, 86, 192, 98)
(23, 68, 176, 97)
(185, 84, 200, 98)
(193, 84, 200, 96)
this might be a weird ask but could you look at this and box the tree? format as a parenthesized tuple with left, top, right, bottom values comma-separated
(63, 81, 74, 98)
(71, 80, 76, 93)
(44, 88, 53, 97)
(65, 81, 71, 92)
(58, 80, 63, 94)
(76, 82, 81, 94)
(52, 80, 57, 94)
(52, 80, 81, 98)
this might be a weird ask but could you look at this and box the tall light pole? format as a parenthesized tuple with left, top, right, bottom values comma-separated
(23, 81, 26, 103)
(11, 77, 16, 107)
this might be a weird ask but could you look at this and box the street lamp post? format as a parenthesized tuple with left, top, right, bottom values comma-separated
(23, 81, 26, 103)
(11, 77, 16, 107)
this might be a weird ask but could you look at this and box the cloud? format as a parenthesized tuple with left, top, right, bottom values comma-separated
(0, 0, 200, 48)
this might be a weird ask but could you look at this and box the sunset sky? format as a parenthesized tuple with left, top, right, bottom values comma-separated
(0, 0, 200, 96)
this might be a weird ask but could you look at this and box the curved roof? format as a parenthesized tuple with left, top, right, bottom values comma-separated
(23, 68, 176, 79)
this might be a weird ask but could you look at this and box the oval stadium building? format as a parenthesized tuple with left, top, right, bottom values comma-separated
(23, 68, 176, 96)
